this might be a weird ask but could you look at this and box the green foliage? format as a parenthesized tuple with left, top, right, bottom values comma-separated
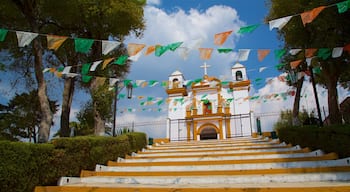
(277, 125, 350, 158)
(0, 132, 147, 192)
(273, 109, 310, 130)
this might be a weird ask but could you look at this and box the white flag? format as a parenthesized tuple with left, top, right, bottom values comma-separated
(90, 60, 103, 71)
(332, 47, 343, 58)
(178, 47, 190, 60)
(66, 73, 79, 78)
(306, 57, 315, 66)
(102, 40, 121, 55)
(62, 66, 72, 74)
(259, 67, 267, 73)
(109, 78, 119, 87)
(269, 16, 293, 31)
(289, 49, 302, 55)
(128, 50, 143, 62)
(16, 31, 38, 47)
(136, 80, 146, 87)
(237, 49, 251, 61)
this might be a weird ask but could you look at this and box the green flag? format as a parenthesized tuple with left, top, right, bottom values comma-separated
(82, 75, 92, 83)
(155, 45, 169, 57)
(186, 80, 194, 86)
(274, 49, 286, 59)
(114, 55, 128, 65)
(0, 29, 8, 42)
(221, 81, 230, 85)
(194, 78, 202, 83)
(217, 48, 233, 53)
(140, 101, 145, 106)
(275, 63, 286, 70)
(237, 24, 260, 34)
(57, 66, 64, 72)
(118, 94, 126, 99)
(75, 38, 94, 53)
(81, 63, 91, 75)
(317, 48, 331, 60)
(337, 0, 350, 13)
(123, 79, 132, 86)
(167, 42, 183, 51)
(157, 99, 164, 106)
(313, 66, 322, 74)
(147, 97, 154, 101)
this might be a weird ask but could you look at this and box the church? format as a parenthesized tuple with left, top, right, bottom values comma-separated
(166, 62, 257, 141)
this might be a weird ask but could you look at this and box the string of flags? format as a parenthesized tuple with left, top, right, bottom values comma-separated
(0, 0, 348, 65)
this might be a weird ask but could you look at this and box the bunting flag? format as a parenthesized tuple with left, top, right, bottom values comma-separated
(297, 72, 305, 80)
(109, 78, 118, 87)
(317, 48, 331, 60)
(237, 24, 260, 34)
(128, 50, 143, 62)
(269, 16, 293, 31)
(127, 43, 146, 56)
(306, 57, 315, 66)
(102, 40, 121, 55)
(217, 48, 233, 53)
(90, 60, 103, 71)
(167, 42, 183, 51)
(81, 63, 91, 75)
(0, 29, 8, 42)
(237, 49, 251, 61)
(102, 58, 115, 69)
(305, 48, 318, 58)
(177, 47, 190, 60)
(337, 0, 350, 13)
(214, 30, 233, 45)
(259, 67, 267, 72)
(275, 63, 286, 70)
(114, 55, 128, 65)
(74, 38, 94, 53)
(274, 49, 286, 59)
(313, 66, 322, 74)
(82, 75, 92, 83)
(47, 35, 68, 51)
(148, 80, 159, 87)
(300, 6, 326, 26)
(16, 31, 38, 47)
(290, 59, 303, 69)
(145, 45, 157, 55)
(199, 48, 213, 60)
(136, 80, 146, 87)
(62, 66, 72, 74)
(289, 49, 302, 55)
(155, 45, 169, 57)
(161, 81, 169, 88)
(257, 49, 270, 61)
(332, 47, 343, 58)
(178, 38, 203, 60)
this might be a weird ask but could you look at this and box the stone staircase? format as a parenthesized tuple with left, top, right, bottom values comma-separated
(35, 137, 350, 192)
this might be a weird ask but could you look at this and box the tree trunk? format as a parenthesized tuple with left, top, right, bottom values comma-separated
(292, 76, 304, 126)
(326, 77, 342, 125)
(91, 78, 105, 136)
(60, 77, 75, 137)
(33, 38, 53, 143)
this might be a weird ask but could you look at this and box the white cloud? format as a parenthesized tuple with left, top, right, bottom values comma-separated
(146, 0, 161, 6)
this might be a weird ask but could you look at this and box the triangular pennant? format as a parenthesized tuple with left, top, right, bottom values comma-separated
(306, 57, 315, 66)
(82, 75, 93, 83)
(128, 50, 143, 62)
(198, 48, 213, 60)
(317, 48, 331, 60)
(337, 0, 350, 14)
(290, 59, 303, 69)
(161, 81, 169, 88)
(102, 58, 115, 69)
(237, 24, 260, 34)
(214, 30, 233, 45)
(167, 42, 183, 51)
(109, 78, 119, 87)
(81, 63, 91, 75)
(237, 49, 251, 61)
(0, 29, 8, 42)
(90, 60, 103, 71)
(74, 38, 94, 53)
(289, 49, 302, 55)
(136, 80, 146, 87)
(332, 47, 344, 58)
(300, 6, 326, 26)
(102, 40, 121, 55)
(114, 55, 128, 65)
(269, 16, 293, 30)
(47, 35, 68, 51)
(312, 66, 322, 74)
(259, 67, 268, 73)
(178, 47, 190, 60)
(16, 31, 38, 47)
(305, 48, 318, 58)
(217, 48, 233, 53)
(274, 49, 286, 59)
(275, 63, 286, 70)
(127, 43, 146, 56)
(297, 72, 305, 80)
(257, 49, 270, 61)
(148, 80, 159, 87)
(145, 45, 157, 55)
(62, 66, 72, 74)
(155, 45, 169, 57)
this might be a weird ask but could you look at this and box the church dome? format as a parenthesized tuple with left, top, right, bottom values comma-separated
(170, 70, 183, 76)
(232, 63, 245, 69)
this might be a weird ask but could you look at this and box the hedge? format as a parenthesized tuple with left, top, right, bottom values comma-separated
(277, 125, 350, 158)
(0, 132, 147, 192)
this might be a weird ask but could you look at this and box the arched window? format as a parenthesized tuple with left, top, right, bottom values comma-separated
(172, 78, 179, 88)
(236, 71, 243, 81)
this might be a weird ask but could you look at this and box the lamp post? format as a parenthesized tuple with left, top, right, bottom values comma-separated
(112, 81, 133, 136)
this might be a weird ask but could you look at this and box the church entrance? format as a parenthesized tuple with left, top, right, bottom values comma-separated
(199, 127, 218, 140)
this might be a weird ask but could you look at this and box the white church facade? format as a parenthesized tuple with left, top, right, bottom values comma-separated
(166, 63, 257, 141)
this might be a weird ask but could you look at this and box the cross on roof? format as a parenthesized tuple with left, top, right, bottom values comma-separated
(200, 62, 211, 76)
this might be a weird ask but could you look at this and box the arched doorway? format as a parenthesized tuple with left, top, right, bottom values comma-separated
(200, 127, 218, 140)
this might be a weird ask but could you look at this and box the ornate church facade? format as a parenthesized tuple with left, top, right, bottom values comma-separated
(166, 63, 257, 141)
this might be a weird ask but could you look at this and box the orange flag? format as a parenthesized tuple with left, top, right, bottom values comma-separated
(305, 48, 318, 58)
(300, 6, 326, 26)
(290, 59, 303, 69)
(198, 48, 213, 60)
(145, 45, 157, 55)
(47, 35, 68, 51)
(102, 57, 115, 69)
(214, 30, 233, 46)
(257, 49, 271, 61)
(127, 43, 146, 56)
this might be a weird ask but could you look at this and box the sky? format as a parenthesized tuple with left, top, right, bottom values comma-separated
(1, 0, 349, 139)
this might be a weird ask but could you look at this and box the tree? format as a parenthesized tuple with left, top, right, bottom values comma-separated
(0, 90, 58, 142)
(266, 0, 350, 125)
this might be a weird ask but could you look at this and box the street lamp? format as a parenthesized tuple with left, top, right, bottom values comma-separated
(112, 81, 133, 136)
